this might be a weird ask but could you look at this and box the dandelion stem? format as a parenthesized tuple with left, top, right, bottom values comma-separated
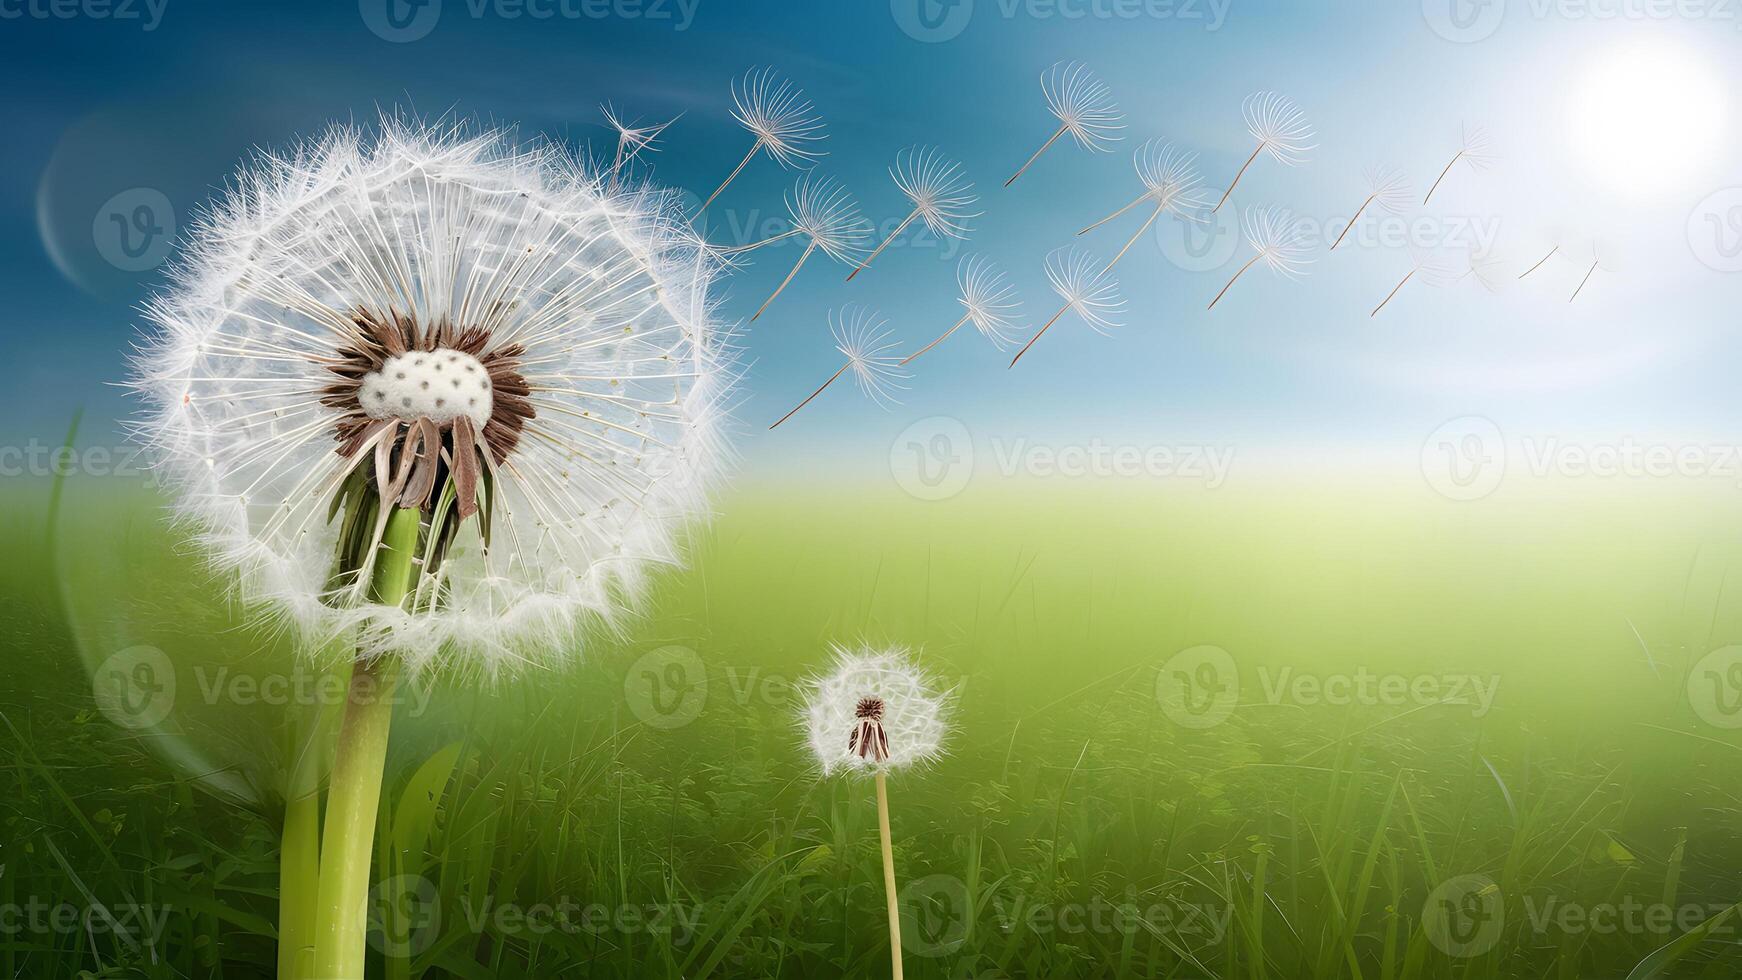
(1569, 259, 1598, 303)
(1109, 203, 1164, 268)
(1208, 254, 1262, 310)
(1214, 143, 1264, 213)
(847, 210, 918, 281)
(769, 363, 848, 429)
(312, 505, 419, 980)
(1371, 268, 1416, 317)
(901, 313, 973, 365)
(876, 772, 905, 980)
(752, 242, 816, 321)
(1330, 195, 1374, 251)
(1009, 303, 1069, 368)
(1423, 150, 1464, 205)
(1518, 245, 1558, 279)
(700, 141, 761, 213)
(279, 672, 345, 980)
(720, 227, 805, 255)
(1006, 125, 1066, 187)
(1077, 190, 1150, 236)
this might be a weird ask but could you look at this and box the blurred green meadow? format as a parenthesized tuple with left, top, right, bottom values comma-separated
(5, 464, 1742, 978)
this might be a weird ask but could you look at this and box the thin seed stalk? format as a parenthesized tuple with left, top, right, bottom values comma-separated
(901, 313, 972, 365)
(1208, 253, 1262, 310)
(1371, 268, 1416, 317)
(847, 211, 918, 281)
(1005, 125, 1066, 187)
(1330, 195, 1374, 251)
(1009, 303, 1069, 368)
(876, 772, 904, 980)
(1213, 143, 1264, 213)
(769, 362, 848, 429)
(312, 505, 420, 980)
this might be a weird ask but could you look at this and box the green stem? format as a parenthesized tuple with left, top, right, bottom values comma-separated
(313, 506, 420, 979)
(278, 776, 321, 978)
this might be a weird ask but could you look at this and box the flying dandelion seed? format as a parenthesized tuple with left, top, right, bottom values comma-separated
(846, 146, 978, 281)
(718, 173, 871, 320)
(1208, 206, 1313, 310)
(600, 102, 679, 185)
(1330, 165, 1411, 251)
(128, 119, 729, 978)
(803, 645, 951, 980)
(1009, 247, 1125, 368)
(769, 306, 909, 428)
(1454, 247, 1506, 293)
(1077, 139, 1210, 268)
(902, 255, 1024, 364)
(700, 66, 825, 213)
(1370, 248, 1457, 317)
(1213, 92, 1316, 213)
(1422, 124, 1495, 205)
(1005, 60, 1125, 187)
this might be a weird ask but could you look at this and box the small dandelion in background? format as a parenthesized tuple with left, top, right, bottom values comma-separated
(1077, 138, 1211, 268)
(1330, 165, 1411, 251)
(600, 102, 679, 185)
(720, 174, 871, 320)
(1009, 247, 1125, 368)
(701, 66, 826, 212)
(1005, 61, 1125, 187)
(1370, 247, 1457, 317)
(847, 146, 978, 281)
(1454, 247, 1506, 293)
(769, 307, 909, 429)
(903, 255, 1024, 365)
(1208, 206, 1314, 310)
(1422, 124, 1495, 205)
(802, 645, 951, 980)
(1214, 92, 1316, 213)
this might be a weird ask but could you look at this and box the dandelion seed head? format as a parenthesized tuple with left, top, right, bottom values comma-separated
(831, 305, 909, 408)
(600, 102, 676, 162)
(891, 146, 979, 240)
(1457, 123, 1497, 172)
(1242, 92, 1317, 166)
(1460, 247, 1506, 293)
(803, 645, 950, 776)
(1363, 165, 1413, 216)
(1042, 61, 1125, 152)
(128, 118, 732, 675)
(1242, 206, 1315, 279)
(731, 66, 826, 167)
(1134, 139, 1211, 219)
(786, 173, 872, 264)
(956, 255, 1024, 350)
(1044, 246, 1126, 335)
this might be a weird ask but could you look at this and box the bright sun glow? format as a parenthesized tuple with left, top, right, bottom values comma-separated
(1566, 41, 1724, 200)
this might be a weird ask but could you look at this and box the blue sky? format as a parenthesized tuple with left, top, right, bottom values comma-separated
(3, 0, 1739, 477)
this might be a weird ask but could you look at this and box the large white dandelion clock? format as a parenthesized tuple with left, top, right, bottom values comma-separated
(130, 121, 730, 675)
(803, 646, 951, 777)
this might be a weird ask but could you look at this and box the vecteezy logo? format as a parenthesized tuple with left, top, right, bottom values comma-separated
(1157, 201, 1239, 273)
(1687, 188, 1742, 273)
(92, 645, 176, 730)
(92, 189, 174, 273)
(890, 0, 973, 42)
(899, 873, 971, 956)
(1422, 875, 1504, 957)
(1156, 645, 1238, 729)
(1421, 416, 1505, 501)
(624, 645, 708, 729)
(369, 874, 441, 957)
(1421, 0, 1503, 43)
(360, 0, 442, 42)
(1688, 646, 1742, 729)
(890, 416, 974, 500)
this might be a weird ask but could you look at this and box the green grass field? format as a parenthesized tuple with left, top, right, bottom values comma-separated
(5, 469, 1742, 978)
